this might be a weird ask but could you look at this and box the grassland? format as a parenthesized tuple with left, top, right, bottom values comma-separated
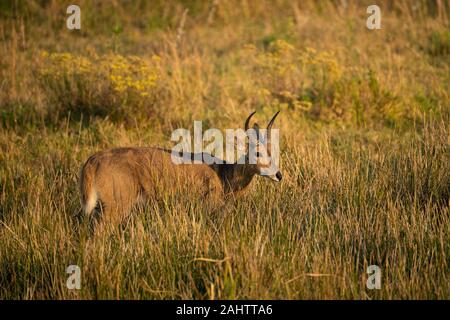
(0, 0, 449, 299)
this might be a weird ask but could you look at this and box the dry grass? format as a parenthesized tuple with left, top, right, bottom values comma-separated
(0, 0, 449, 299)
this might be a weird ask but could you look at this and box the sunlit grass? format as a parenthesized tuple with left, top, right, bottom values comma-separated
(0, 0, 449, 299)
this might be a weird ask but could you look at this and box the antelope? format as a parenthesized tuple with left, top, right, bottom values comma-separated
(79, 111, 282, 230)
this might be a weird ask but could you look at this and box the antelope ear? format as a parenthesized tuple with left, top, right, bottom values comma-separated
(245, 123, 259, 150)
(253, 123, 261, 141)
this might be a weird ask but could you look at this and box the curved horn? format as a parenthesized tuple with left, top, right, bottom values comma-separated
(244, 111, 256, 131)
(267, 110, 280, 131)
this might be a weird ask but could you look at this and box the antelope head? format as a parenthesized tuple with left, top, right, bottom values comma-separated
(244, 111, 282, 182)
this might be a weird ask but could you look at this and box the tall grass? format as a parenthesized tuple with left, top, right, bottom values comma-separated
(0, 0, 449, 299)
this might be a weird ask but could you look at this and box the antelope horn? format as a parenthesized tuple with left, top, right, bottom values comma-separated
(244, 111, 256, 131)
(267, 110, 280, 131)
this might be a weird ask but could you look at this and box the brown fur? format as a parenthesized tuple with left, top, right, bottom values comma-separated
(79, 147, 259, 229)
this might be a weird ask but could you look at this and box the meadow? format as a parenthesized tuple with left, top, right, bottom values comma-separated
(0, 0, 449, 299)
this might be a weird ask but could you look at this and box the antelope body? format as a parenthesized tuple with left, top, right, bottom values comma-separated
(79, 112, 282, 229)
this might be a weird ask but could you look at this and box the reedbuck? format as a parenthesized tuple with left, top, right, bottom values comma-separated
(79, 111, 282, 229)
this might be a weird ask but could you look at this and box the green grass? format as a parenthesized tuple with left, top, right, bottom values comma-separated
(0, 0, 449, 299)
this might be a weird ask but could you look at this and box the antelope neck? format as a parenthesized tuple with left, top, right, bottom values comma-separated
(213, 163, 257, 194)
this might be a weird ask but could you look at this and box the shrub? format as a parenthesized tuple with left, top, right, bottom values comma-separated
(243, 40, 400, 125)
(38, 51, 161, 122)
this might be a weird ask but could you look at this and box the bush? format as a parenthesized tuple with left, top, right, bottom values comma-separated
(242, 40, 401, 125)
(38, 51, 162, 123)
